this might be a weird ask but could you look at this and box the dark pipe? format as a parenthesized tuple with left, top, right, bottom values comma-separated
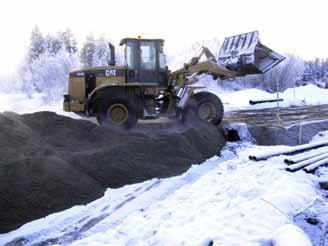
(249, 99, 284, 105)
(108, 42, 116, 66)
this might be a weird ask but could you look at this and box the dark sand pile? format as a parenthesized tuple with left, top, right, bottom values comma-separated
(0, 111, 225, 233)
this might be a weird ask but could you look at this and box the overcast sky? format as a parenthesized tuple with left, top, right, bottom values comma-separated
(0, 0, 327, 76)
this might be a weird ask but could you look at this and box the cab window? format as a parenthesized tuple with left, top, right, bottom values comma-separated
(159, 45, 167, 70)
(140, 41, 156, 70)
(126, 41, 138, 69)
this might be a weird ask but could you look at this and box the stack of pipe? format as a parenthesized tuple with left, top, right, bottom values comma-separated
(249, 139, 328, 161)
(285, 148, 328, 172)
(284, 147, 328, 164)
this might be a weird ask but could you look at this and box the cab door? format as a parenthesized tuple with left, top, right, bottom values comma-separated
(125, 39, 167, 87)
(138, 41, 158, 83)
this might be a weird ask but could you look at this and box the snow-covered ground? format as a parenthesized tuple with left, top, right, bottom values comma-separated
(1, 136, 326, 245)
(0, 93, 80, 119)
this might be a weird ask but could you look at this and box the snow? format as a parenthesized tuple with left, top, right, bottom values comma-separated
(224, 123, 255, 142)
(0, 142, 319, 245)
(216, 84, 328, 112)
(272, 224, 312, 246)
(196, 76, 328, 112)
(0, 93, 80, 119)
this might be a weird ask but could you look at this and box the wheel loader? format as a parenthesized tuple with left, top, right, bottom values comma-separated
(63, 31, 285, 129)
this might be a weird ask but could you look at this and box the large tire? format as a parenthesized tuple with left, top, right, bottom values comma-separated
(96, 97, 138, 129)
(182, 92, 224, 126)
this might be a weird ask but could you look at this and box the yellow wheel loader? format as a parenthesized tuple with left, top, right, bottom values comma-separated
(64, 31, 284, 129)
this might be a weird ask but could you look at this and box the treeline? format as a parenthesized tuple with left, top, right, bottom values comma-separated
(26, 26, 118, 67)
(303, 58, 328, 84)
(237, 56, 328, 92)
(17, 26, 120, 100)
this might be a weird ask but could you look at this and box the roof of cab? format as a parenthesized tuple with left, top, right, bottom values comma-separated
(119, 38, 164, 46)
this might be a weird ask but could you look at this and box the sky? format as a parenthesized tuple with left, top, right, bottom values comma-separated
(0, 0, 328, 76)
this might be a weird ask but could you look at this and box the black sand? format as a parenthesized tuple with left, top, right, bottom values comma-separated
(0, 111, 225, 233)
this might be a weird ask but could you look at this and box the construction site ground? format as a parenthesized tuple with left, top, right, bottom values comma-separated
(1, 103, 328, 234)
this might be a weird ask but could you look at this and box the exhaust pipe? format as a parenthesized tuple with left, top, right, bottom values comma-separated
(108, 42, 116, 66)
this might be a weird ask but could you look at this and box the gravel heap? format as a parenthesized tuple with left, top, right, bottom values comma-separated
(0, 111, 225, 233)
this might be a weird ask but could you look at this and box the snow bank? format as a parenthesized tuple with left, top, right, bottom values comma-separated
(194, 75, 328, 112)
(198, 78, 328, 112)
(272, 224, 312, 246)
(0, 93, 80, 119)
(0, 143, 318, 245)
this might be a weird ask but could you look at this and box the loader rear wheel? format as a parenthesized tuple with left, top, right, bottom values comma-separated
(182, 92, 224, 126)
(96, 98, 138, 129)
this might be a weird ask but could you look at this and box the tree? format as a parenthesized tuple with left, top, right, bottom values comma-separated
(18, 50, 80, 100)
(18, 27, 81, 99)
(269, 55, 304, 91)
(43, 30, 78, 55)
(28, 26, 45, 61)
(80, 34, 96, 67)
(92, 36, 111, 66)
(44, 34, 63, 55)
(61, 28, 78, 54)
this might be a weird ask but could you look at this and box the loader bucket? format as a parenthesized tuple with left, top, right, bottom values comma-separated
(218, 31, 285, 76)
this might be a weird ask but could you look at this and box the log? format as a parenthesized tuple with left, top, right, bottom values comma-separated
(304, 157, 328, 172)
(249, 99, 284, 105)
(249, 139, 328, 161)
(284, 146, 328, 164)
(286, 153, 328, 172)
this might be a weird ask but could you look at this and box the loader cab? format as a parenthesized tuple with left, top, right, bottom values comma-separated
(120, 38, 168, 87)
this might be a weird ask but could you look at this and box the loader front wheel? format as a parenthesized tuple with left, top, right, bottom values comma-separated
(182, 92, 224, 126)
(96, 98, 138, 129)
